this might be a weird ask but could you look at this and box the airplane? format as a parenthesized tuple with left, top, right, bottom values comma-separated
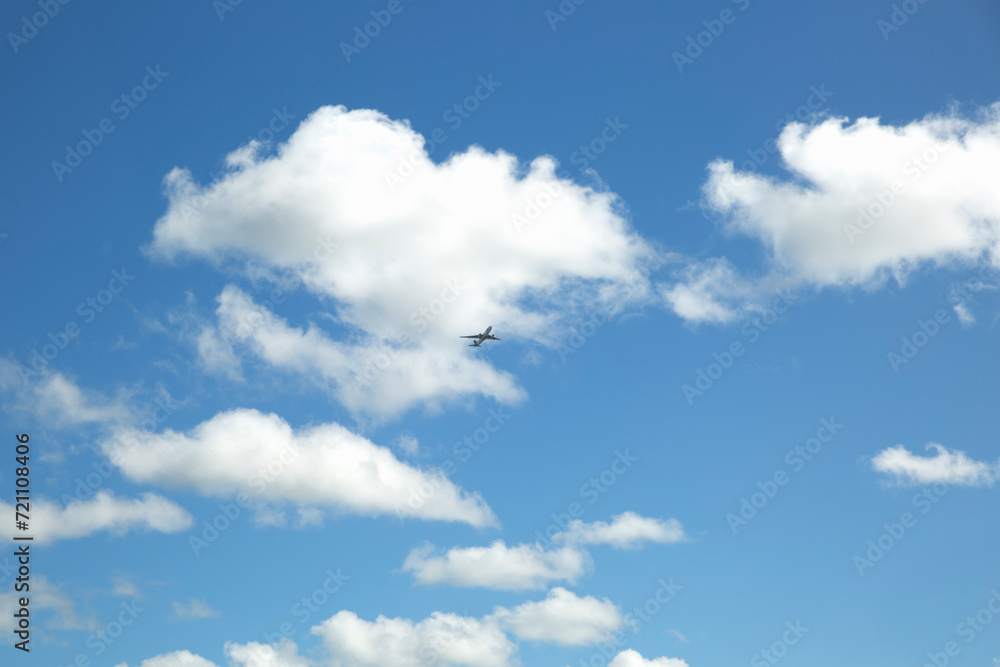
(460, 326, 500, 347)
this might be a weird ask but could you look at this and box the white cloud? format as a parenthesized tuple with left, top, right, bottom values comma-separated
(403, 513, 684, 590)
(954, 302, 975, 325)
(313, 610, 515, 667)
(32, 576, 99, 631)
(225, 640, 311, 667)
(200, 285, 526, 420)
(666, 629, 689, 644)
(0, 576, 98, 641)
(674, 104, 1000, 321)
(173, 598, 220, 620)
(0, 491, 192, 545)
(396, 433, 420, 456)
(150, 103, 1000, 341)
(609, 649, 689, 667)
(103, 408, 497, 527)
(114, 640, 311, 667)
(402, 540, 592, 591)
(104, 605, 681, 667)
(296, 506, 325, 527)
(108, 613, 515, 667)
(30, 373, 132, 426)
(110, 574, 142, 598)
(196, 325, 244, 381)
(113, 651, 220, 667)
(147, 105, 665, 418)
(495, 587, 623, 646)
(662, 258, 756, 324)
(0, 359, 132, 428)
(872, 443, 999, 486)
(554, 512, 687, 549)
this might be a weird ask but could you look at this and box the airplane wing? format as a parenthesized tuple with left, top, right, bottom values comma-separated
(459, 334, 480, 339)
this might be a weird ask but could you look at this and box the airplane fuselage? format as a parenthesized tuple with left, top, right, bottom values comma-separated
(461, 325, 500, 347)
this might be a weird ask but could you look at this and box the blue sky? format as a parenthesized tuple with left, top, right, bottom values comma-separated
(2, 1, 1000, 666)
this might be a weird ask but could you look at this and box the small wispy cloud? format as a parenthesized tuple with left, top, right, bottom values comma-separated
(871, 443, 999, 486)
(110, 574, 142, 599)
(172, 598, 220, 620)
(666, 629, 689, 643)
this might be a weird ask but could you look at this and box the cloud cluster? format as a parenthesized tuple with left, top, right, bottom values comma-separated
(50, 99, 1000, 666)
(871, 443, 999, 486)
(103, 408, 497, 527)
(114, 641, 313, 667)
(112, 612, 686, 667)
(403, 513, 685, 590)
(199, 285, 525, 420)
(314, 610, 515, 667)
(0, 359, 132, 429)
(403, 540, 592, 591)
(494, 586, 623, 646)
(173, 598, 220, 620)
(0, 491, 192, 545)
(113, 650, 225, 667)
(672, 104, 1000, 321)
(609, 649, 690, 667)
(554, 512, 687, 549)
(148, 105, 665, 417)
(0, 575, 99, 638)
